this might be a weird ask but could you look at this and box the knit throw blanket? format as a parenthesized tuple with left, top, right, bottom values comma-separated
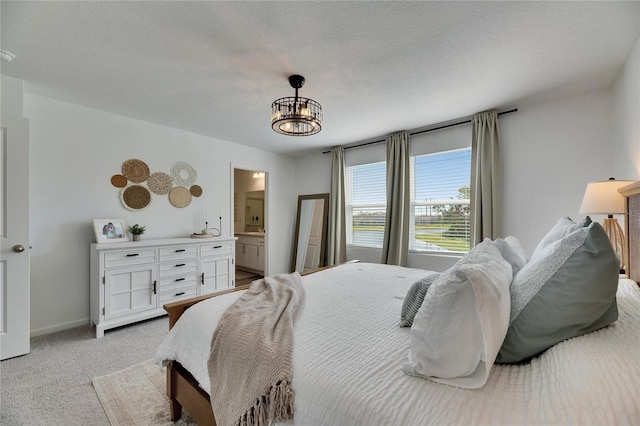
(207, 272, 306, 426)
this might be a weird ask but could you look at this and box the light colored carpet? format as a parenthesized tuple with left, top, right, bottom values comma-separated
(1, 317, 171, 425)
(93, 359, 195, 426)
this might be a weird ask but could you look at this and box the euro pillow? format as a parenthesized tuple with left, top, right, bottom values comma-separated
(403, 239, 512, 389)
(496, 221, 619, 364)
(531, 216, 591, 260)
(400, 273, 439, 327)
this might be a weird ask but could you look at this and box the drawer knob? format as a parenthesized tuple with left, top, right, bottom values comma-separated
(175, 249, 186, 252)
(175, 263, 185, 267)
(214, 245, 222, 249)
(175, 277, 185, 282)
(175, 292, 185, 296)
(126, 253, 139, 257)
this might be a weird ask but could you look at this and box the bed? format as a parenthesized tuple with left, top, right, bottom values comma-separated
(155, 185, 640, 425)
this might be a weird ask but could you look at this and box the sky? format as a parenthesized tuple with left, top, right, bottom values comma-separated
(350, 148, 471, 204)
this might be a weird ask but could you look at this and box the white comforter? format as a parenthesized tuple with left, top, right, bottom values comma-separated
(154, 262, 640, 425)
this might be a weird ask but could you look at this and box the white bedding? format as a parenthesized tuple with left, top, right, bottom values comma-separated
(154, 262, 640, 425)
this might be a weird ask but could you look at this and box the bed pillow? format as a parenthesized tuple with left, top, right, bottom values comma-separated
(400, 273, 439, 327)
(403, 239, 512, 389)
(531, 216, 591, 260)
(496, 221, 619, 364)
(495, 236, 528, 277)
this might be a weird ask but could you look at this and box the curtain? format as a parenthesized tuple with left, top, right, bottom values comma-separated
(381, 131, 410, 266)
(327, 146, 347, 265)
(470, 109, 502, 245)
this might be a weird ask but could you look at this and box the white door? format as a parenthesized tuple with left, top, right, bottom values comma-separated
(1, 77, 31, 360)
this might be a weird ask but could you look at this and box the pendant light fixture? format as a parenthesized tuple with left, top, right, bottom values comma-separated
(271, 75, 322, 136)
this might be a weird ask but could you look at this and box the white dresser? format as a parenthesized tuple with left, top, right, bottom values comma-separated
(90, 237, 235, 337)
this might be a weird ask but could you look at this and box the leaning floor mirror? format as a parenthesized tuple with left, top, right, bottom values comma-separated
(292, 193, 329, 273)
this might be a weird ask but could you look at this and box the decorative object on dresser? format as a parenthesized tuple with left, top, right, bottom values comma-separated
(579, 177, 634, 272)
(93, 219, 129, 243)
(90, 237, 236, 338)
(127, 224, 146, 241)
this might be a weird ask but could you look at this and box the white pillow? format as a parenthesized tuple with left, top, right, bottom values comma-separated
(403, 239, 512, 389)
(496, 236, 528, 277)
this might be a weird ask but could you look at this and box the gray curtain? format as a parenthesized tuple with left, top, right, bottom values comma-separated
(327, 146, 347, 265)
(381, 131, 410, 266)
(470, 109, 502, 245)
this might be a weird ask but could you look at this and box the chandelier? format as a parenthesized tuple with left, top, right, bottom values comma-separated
(271, 75, 322, 136)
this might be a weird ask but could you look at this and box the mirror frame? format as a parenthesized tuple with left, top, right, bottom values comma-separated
(291, 193, 329, 273)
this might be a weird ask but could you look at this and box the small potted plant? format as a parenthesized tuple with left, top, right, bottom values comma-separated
(128, 224, 146, 241)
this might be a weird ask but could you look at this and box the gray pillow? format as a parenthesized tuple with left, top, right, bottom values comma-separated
(496, 221, 619, 364)
(531, 216, 591, 260)
(400, 273, 439, 327)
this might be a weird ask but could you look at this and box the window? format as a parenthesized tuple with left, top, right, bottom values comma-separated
(410, 148, 471, 253)
(346, 148, 471, 253)
(345, 161, 386, 247)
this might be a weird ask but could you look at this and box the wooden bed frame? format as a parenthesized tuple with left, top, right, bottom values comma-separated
(162, 184, 640, 425)
(162, 264, 352, 425)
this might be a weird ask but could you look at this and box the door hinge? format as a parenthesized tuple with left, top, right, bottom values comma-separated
(102, 307, 105, 315)
(102, 276, 105, 284)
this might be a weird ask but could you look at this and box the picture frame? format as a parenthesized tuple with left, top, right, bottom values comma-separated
(93, 219, 129, 243)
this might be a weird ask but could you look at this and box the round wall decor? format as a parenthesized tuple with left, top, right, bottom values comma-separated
(168, 186, 192, 208)
(121, 185, 152, 210)
(122, 159, 150, 183)
(190, 184, 203, 197)
(147, 172, 174, 195)
(171, 161, 197, 187)
(110, 174, 127, 188)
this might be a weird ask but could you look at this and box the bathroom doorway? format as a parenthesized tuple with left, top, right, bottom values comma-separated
(232, 167, 267, 286)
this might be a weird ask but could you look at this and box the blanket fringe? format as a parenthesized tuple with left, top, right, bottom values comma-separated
(269, 380, 294, 422)
(235, 380, 294, 426)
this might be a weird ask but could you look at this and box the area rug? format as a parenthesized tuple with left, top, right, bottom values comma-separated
(93, 359, 195, 426)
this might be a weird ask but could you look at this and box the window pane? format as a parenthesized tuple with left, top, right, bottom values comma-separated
(411, 149, 471, 253)
(346, 161, 386, 247)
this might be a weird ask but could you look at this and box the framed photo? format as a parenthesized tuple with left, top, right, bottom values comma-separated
(93, 219, 129, 243)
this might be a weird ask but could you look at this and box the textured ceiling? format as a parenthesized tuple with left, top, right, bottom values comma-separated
(1, 1, 639, 157)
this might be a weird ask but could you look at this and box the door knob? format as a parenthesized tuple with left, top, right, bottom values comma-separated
(12, 245, 25, 253)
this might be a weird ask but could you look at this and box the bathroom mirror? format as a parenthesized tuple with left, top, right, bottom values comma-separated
(292, 193, 329, 273)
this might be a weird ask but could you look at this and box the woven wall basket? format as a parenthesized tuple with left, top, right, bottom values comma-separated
(147, 172, 174, 195)
(122, 159, 150, 183)
(168, 186, 192, 208)
(190, 185, 203, 197)
(121, 185, 151, 210)
(110, 174, 128, 188)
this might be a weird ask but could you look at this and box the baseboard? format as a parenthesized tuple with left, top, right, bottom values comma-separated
(30, 317, 91, 338)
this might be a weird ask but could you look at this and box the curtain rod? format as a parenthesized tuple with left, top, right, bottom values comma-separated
(322, 108, 518, 154)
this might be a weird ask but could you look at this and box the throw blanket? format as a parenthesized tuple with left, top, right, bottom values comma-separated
(207, 272, 306, 426)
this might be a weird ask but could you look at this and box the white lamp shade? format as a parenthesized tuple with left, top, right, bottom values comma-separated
(579, 179, 634, 215)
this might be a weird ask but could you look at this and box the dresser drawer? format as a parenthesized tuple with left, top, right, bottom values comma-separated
(159, 259, 198, 277)
(200, 242, 233, 257)
(159, 274, 199, 293)
(104, 248, 156, 268)
(159, 246, 198, 261)
(159, 287, 198, 304)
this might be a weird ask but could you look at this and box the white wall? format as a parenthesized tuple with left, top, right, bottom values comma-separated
(25, 93, 296, 336)
(612, 36, 640, 180)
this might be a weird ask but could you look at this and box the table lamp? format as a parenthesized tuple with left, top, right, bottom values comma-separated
(579, 177, 634, 273)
